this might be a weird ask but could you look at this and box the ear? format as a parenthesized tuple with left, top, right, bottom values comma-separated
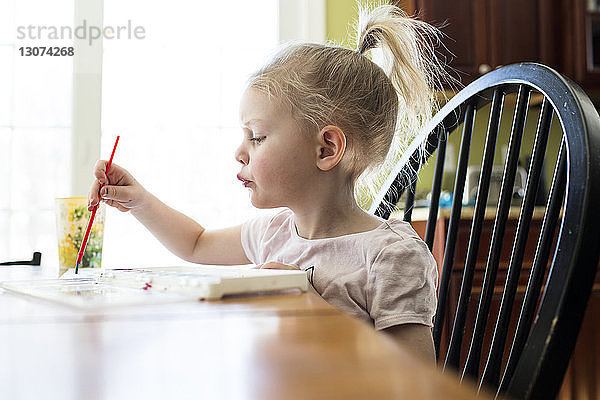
(316, 125, 346, 171)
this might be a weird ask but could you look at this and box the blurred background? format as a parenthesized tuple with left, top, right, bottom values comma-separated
(1, 0, 598, 268)
(1, 0, 326, 267)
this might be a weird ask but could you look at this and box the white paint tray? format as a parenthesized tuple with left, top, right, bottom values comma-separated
(0, 266, 308, 309)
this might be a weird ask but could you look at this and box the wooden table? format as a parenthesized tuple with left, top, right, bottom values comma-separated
(0, 266, 483, 400)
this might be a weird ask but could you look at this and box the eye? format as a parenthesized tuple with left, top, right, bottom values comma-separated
(249, 136, 266, 144)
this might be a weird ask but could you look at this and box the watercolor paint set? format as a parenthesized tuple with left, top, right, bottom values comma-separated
(0, 266, 308, 309)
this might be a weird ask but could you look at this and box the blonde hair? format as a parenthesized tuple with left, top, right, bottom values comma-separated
(248, 4, 451, 204)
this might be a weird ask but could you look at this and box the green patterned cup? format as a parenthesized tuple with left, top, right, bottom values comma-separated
(55, 197, 105, 276)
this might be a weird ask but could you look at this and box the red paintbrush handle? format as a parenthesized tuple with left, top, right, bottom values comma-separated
(76, 206, 97, 265)
(75, 135, 120, 270)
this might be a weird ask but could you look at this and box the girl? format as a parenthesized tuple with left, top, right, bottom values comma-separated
(88, 5, 446, 361)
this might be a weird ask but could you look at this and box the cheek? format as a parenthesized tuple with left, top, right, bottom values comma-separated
(251, 156, 269, 179)
(252, 152, 295, 187)
(253, 155, 282, 184)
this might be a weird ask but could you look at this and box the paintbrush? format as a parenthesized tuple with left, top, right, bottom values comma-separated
(75, 136, 120, 274)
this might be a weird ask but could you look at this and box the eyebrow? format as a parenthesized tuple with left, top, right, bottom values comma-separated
(241, 118, 264, 129)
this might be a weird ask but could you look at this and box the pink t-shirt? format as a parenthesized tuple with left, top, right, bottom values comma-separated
(241, 208, 438, 330)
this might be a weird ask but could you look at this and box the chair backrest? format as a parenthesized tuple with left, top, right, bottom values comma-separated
(369, 63, 600, 399)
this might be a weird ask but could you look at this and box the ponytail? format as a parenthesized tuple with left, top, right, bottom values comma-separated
(356, 4, 452, 139)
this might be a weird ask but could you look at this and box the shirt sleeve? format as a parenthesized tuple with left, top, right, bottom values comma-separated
(367, 237, 438, 330)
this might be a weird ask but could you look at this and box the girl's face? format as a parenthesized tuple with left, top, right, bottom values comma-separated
(235, 88, 319, 209)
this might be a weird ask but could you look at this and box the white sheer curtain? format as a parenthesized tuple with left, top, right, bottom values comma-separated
(0, 0, 73, 263)
(2, 0, 325, 267)
(100, 1, 279, 267)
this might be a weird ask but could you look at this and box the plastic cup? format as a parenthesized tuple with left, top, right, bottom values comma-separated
(55, 197, 105, 276)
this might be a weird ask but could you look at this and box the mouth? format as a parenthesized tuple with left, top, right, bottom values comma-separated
(237, 173, 253, 188)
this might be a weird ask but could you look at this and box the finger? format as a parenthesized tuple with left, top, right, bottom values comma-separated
(100, 185, 136, 204)
(259, 262, 298, 270)
(253, 263, 278, 269)
(106, 163, 127, 185)
(102, 198, 130, 212)
(88, 179, 101, 210)
(93, 160, 109, 184)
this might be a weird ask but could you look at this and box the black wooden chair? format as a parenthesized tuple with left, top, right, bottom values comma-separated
(369, 63, 600, 399)
(0, 252, 42, 266)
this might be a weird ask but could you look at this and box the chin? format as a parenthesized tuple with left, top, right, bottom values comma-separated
(249, 195, 280, 210)
(249, 195, 266, 209)
(250, 201, 277, 209)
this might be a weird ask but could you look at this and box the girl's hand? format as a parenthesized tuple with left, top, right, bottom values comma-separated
(255, 262, 299, 270)
(88, 160, 148, 212)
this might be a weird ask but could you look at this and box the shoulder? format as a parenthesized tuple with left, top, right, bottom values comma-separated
(373, 236, 435, 272)
(366, 220, 439, 329)
(257, 208, 294, 238)
(269, 208, 294, 227)
(380, 218, 423, 242)
(242, 208, 294, 245)
(368, 219, 437, 279)
(362, 218, 428, 258)
(243, 208, 292, 233)
(241, 208, 294, 263)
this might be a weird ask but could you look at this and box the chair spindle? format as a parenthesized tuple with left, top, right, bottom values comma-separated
(480, 97, 554, 389)
(445, 88, 505, 371)
(497, 139, 567, 396)
(403, 179, 417, 223)
(462, 86, 531, 380)
(433, 103, 476, 361)
(425, 133, 447, 251)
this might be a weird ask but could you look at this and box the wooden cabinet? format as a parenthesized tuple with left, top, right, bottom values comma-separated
(409, 208, 600, 398)
(561, 0, 600, 88)
(399, 0, 561, 84)
(559, 287, 600, 399)
(487, 0, 561, 71)
(398, 0, 600, 90)
(409, 0, 486, 79)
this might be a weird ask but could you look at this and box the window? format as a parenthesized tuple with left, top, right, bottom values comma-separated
(0, 0, 73, 263)
(2, 0, 325, 267)
(100, 1, 279, 266)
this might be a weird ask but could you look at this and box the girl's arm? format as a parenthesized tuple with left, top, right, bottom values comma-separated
(88, 160, 251, 265)
(383, 324, 435, 363)
(130, 193, 250, 265)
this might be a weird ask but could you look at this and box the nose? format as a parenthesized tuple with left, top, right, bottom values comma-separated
(235, 143, 248, 166)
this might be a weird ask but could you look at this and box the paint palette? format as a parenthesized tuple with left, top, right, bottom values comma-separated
(0, 266, 308, 309)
